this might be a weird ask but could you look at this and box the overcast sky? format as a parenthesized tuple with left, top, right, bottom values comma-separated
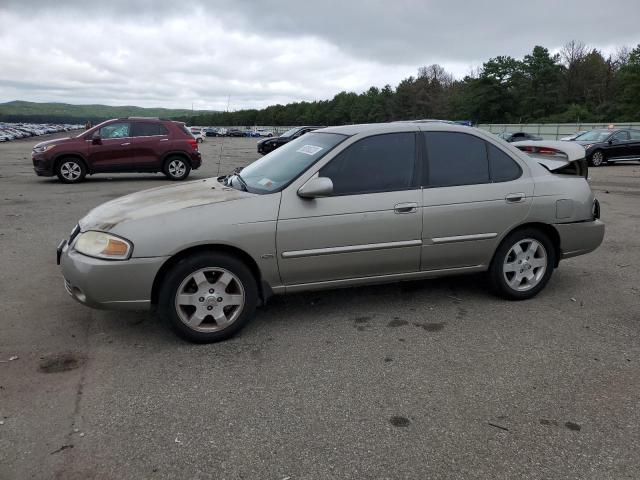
(1, 0, 639, 111)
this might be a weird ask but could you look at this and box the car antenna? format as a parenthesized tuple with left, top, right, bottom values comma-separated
(216, 94, 231, 177)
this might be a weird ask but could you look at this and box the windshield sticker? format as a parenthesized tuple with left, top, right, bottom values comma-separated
(258, 178, 274, 188)
(297, 144, 323, 156)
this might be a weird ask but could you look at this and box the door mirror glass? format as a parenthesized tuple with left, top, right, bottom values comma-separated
(298, 177, 333, 198)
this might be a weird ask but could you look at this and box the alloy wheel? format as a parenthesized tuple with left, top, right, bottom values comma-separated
(591, 151, 604, 166)
(168, 159, 186, 178)
(174, 267, 245, 332)
(502, 238, 548, 292)
(60, 161, 82, 181)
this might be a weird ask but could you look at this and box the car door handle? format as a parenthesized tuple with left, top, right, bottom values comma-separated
(394, 202, 418, 214)
(505, 193, 525, 203)
(120, 142, 130, 146)
(160, 138, 169, 142)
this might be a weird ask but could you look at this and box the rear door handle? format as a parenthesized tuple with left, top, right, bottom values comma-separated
(394, 202, 418, 214)
(120, 142, 131, 146)
(505, 193, 525, 203)
(160, 138, 169, 142)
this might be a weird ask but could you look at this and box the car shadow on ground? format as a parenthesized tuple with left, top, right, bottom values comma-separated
(87, 273, 493, 347)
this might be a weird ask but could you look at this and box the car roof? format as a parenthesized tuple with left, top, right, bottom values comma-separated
(318, 122, 473, 136)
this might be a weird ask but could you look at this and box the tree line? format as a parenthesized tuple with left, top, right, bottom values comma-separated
(184, 42, 640, 127)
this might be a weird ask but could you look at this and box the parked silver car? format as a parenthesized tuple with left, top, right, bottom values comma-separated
(58, 123, 604, 342)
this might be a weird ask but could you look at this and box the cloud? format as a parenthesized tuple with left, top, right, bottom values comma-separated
(0, 0, 638, 109)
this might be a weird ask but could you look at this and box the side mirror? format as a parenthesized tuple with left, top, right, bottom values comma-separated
(298, 177, 333, 199)
(91, 132, 102, 145)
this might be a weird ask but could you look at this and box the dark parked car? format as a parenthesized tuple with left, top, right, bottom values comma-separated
(226, 128, 246, 137)
(203, 127, 219, 137)
(498, 132, 543, 142)
(570, 128, 640, 166)
(257, 126, 324, 155)
(32, 118, 202, 183)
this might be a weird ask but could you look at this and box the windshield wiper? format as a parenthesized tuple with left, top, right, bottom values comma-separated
(232, 172, 248, 192)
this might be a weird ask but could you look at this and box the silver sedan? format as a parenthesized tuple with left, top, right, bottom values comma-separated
(58, 122, 604, 342)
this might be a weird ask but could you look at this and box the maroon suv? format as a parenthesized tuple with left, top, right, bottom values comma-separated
(32, 117, 202, 183)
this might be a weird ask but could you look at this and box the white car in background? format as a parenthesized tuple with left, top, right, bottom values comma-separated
(256, 128, 274, 137)
(189, 127, 206, 143)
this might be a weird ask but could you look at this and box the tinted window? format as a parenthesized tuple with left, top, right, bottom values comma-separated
(488, 143, 522, 182)
(612, 130, 629, 141)
(424, 132, 489, 187)
(630, 130, 640, 140)
(319, 132, 416, 195)
(100, 122, 130, 139)
(132, 122, 168, 137)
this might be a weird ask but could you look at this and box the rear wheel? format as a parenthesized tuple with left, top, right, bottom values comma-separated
(163, 156, 191, 181)
(56, 158, 86, 183)
(158, 252, 258, 343)
(489, 228, 556, 300)
(196, 137, 203, 144)
(590, 150, 605, 167)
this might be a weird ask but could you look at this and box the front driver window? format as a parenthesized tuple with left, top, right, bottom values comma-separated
(100, 123, 131, 139)
(319, 132, 416, 196)
(612, 131, 629, 141)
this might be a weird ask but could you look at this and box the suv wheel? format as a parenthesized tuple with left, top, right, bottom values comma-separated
(158, 252, 258, 343)
(164, 156, 191, 181)
(56, 158, 86, 183)
(590, 150, 605, 167)
(489, 228, 556, 300)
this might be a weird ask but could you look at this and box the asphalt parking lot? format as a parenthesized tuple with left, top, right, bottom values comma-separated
(1, 133, 639, 480)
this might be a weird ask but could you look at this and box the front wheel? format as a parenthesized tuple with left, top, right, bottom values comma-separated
(164, 156, 191, 181)
(489, 229, 556, 300)
(590, 150, 605, 167)
(56, 158, 86, 183)
(158, 252, 258, 343)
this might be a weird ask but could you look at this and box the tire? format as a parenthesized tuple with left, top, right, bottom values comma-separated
(589, 150, 605, 167)
(196, 138, 203, 144)
(163, 156, 191, 181)
(56, 157, 86, 183)
(488, 228, 556, 300)
(158, 252, 258, 343)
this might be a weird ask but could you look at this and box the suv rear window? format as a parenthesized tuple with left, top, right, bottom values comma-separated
(132, 122, 168, 137)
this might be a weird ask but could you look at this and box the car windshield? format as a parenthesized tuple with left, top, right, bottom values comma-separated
(280, 127, 301, 138)
(229, 132, 347, 194)
(498, 132, 512, 139)
(575, 130, 610, 142)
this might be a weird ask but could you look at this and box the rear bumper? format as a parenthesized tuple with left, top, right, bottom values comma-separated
(59, 242, 168, 311)
(555, 219, 605, 259)
(190, 151, 202, 169)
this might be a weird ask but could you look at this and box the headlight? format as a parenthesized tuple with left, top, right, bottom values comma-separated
(583, 144, 593, 150)
(74, 231, 133, 260)
(33, 144, 56, 153)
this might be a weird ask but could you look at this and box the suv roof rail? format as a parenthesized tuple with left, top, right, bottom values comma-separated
(118, 116, 164, 120)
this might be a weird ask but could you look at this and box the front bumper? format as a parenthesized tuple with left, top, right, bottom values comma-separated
(555, 219, 605, 259)
(58, 241, 168, 311)
(32, 152, 54, 176)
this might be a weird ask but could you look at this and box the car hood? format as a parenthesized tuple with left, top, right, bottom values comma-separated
(33, 136, 75, 148)
(79, 177, 254, 231)
(572, 140, 600, 146)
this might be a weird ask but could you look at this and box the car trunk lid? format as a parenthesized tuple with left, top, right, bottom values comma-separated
(513, 140, 588, 177)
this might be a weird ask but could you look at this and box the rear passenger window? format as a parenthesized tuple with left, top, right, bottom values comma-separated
(630, 130, 640, 140)
(488, 143, 522, 182)
(132, 122, 168, 137)
(319, 133, 415, 195)
(424, 132, 489, 187)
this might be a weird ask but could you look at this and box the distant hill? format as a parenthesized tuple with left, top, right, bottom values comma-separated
(0, 100, 215, 123)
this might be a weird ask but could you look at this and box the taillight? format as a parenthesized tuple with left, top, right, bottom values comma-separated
(187, 138, 198, 150)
